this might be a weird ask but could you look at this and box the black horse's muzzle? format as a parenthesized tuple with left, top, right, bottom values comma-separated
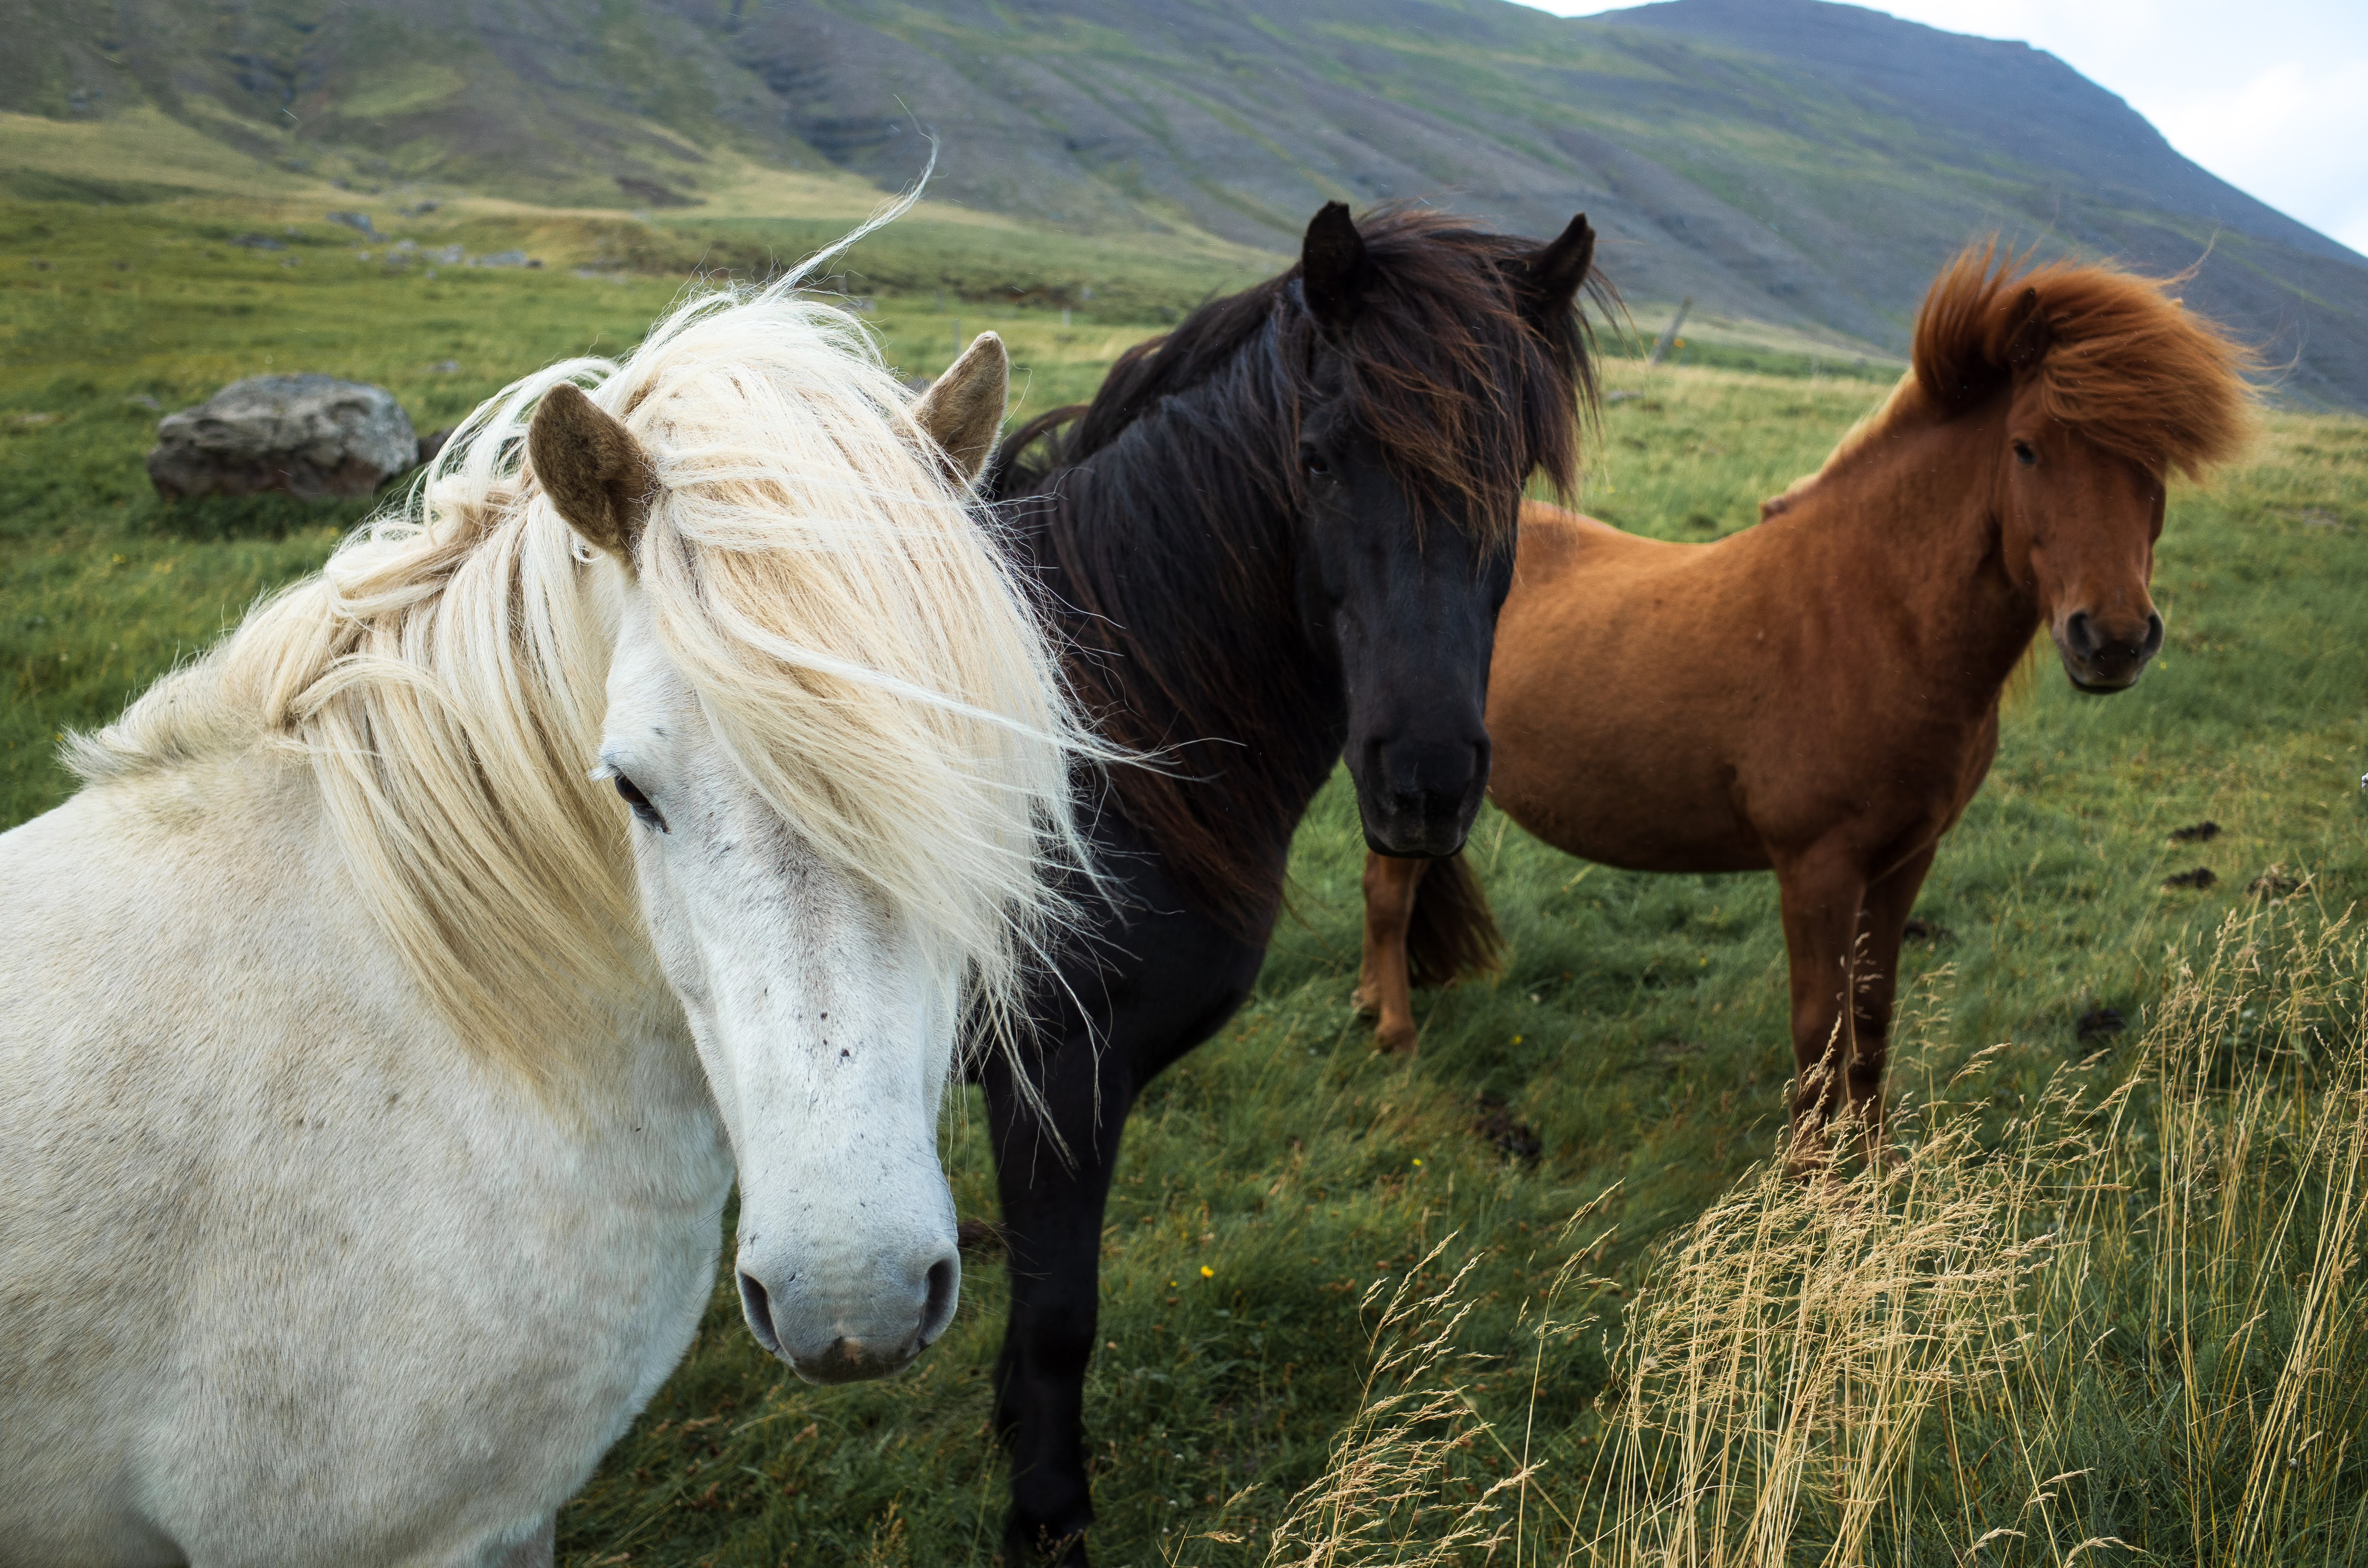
(1355, 734, 1489, 857)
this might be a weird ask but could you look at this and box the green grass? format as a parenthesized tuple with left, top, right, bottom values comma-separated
(0, 196, 1225, 822)
(5, 196, 2368, 1565)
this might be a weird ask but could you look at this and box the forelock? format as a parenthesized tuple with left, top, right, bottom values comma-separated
(1913, 243, 2256, 478)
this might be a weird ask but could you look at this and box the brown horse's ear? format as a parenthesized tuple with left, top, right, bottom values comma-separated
(1300, 201, 1373, 336)
(1516, 212, 1596, 321)
(2003, 286, 2053, 374)
(912, 331, 1010, 484)
(530, 382, 656, 566)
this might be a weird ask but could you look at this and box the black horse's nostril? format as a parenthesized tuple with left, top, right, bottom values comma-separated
(919, 1254, 960, 1345)
(737, 1272, 780, 1354)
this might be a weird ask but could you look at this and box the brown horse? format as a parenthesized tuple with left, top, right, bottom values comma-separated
(1357, 245, 2252, 1157)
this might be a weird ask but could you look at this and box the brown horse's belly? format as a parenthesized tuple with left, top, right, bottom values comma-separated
(1485, 710, 1770, 876)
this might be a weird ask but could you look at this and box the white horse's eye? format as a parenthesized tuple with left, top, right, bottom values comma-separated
(613, 773, 669, 833)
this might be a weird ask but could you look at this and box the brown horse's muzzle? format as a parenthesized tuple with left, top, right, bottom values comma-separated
(2053, 607, 2164, 692)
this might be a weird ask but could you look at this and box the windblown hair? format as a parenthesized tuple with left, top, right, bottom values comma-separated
(1912, 244, 2254, 476)
(1777, 244, 2254, 515)
(988, 207, 1600, 928)
(70, 267, 1093, 1078)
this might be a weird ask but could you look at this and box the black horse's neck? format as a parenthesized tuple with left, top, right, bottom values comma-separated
(993, 300, 1345, 932)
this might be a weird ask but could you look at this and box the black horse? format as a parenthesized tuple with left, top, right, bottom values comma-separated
(975, 202, 1600, 1563)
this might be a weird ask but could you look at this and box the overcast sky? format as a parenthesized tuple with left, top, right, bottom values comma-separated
(1515, 0, 2368, 257)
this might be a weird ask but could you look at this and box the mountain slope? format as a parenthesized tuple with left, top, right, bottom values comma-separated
(1604, 0, 2347, 265)
(6, 0, 2366, 406)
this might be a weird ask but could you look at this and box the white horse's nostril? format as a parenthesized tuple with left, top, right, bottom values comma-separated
(920, 1254, 961, 1344)
(736, 1272, 781, 1355)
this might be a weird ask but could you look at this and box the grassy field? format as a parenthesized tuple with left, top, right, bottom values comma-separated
(6, 194, 2368, 1566)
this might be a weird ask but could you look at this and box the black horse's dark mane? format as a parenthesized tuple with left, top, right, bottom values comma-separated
(987, 207, 1600, 929)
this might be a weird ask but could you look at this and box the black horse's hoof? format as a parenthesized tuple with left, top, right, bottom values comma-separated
(1005, 1520, 1092, 1566)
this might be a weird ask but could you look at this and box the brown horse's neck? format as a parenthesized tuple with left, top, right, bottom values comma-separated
(1776, 400, 2039, 711)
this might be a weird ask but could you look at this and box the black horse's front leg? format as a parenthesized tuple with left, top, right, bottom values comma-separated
(984, 1036, 1132, 1566)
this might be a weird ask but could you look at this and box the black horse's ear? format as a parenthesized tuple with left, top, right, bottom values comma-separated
(1300, 201, 1372, 335)
(1517, 212, 1595, 320)
(2003, 286, 2053, 374)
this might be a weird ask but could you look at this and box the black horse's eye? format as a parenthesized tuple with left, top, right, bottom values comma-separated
(614, 773, 668, 833)
(2012, 439, 2038, 466)
(1301, 447, 1332, 478)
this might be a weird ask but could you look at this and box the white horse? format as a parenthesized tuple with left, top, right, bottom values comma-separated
(0, 260, 1089, 1565)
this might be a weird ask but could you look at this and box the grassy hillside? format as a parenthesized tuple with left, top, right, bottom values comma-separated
(0, 192, 1276, 818)
(6, 199, 2368, 1563)
(8, 0, 2367, 406)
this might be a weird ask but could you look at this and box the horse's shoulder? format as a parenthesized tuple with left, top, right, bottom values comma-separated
(1517, 506, 1677, 578)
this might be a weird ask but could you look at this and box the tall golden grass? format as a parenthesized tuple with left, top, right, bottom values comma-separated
(1250, 895, 2368, 1567)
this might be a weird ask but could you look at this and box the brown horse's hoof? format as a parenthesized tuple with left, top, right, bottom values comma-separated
(1784, 1114, 1898, 1187)
(1781, 1125, 1834, 1184)
(1374, 1022, 1418, 1056)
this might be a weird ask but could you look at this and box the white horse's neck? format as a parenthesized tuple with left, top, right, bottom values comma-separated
(1, 732, 733, 1562)
(112, 739, 713, 1140)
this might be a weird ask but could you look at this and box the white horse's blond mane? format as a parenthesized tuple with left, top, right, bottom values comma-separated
(69, 275, 1088, 1077)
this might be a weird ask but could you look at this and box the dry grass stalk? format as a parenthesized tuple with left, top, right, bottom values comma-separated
(2012, 897, 2368, 1564)
(1569, 897, 2368, 1567)
(1261, 1239, 1527, 1567)
(1578, 1058, 2072, 1566)
(1248, 900, 2368, 1567)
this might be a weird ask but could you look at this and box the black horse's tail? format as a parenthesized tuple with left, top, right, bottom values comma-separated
(1405, 850, 1508, 989)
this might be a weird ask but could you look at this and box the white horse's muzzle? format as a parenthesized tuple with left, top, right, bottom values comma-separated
(735, 1231, 961, 1384)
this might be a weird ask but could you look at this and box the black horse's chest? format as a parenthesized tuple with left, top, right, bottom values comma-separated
(1048, 807, 1283, 1082)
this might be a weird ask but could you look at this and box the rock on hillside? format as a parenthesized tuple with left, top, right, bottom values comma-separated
(148, 375, 418, 501)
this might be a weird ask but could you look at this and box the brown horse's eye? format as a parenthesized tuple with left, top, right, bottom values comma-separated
(2011, 439, 2038, 467)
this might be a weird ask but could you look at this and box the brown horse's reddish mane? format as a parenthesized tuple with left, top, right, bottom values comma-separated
(1917, 245, 2254, 475)
(1779, 246, 2254, 516)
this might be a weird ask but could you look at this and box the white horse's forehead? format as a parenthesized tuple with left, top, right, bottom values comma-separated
(602, 601, 703, 754)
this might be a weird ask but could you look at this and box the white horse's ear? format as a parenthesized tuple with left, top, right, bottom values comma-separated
(530, 382, 657, 566)
(912, 332, 1009, 484)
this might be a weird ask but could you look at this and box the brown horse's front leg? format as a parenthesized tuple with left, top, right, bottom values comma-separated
(1848, 844, 1938, 1163)
(1774, 849, 1870, 1177)
(1356, 852, 1430, 1054)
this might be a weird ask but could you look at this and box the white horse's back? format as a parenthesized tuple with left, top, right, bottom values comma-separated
(0, 755, 729, 1565)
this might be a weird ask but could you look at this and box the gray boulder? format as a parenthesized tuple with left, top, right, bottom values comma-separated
(148, 375, 419, 501)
